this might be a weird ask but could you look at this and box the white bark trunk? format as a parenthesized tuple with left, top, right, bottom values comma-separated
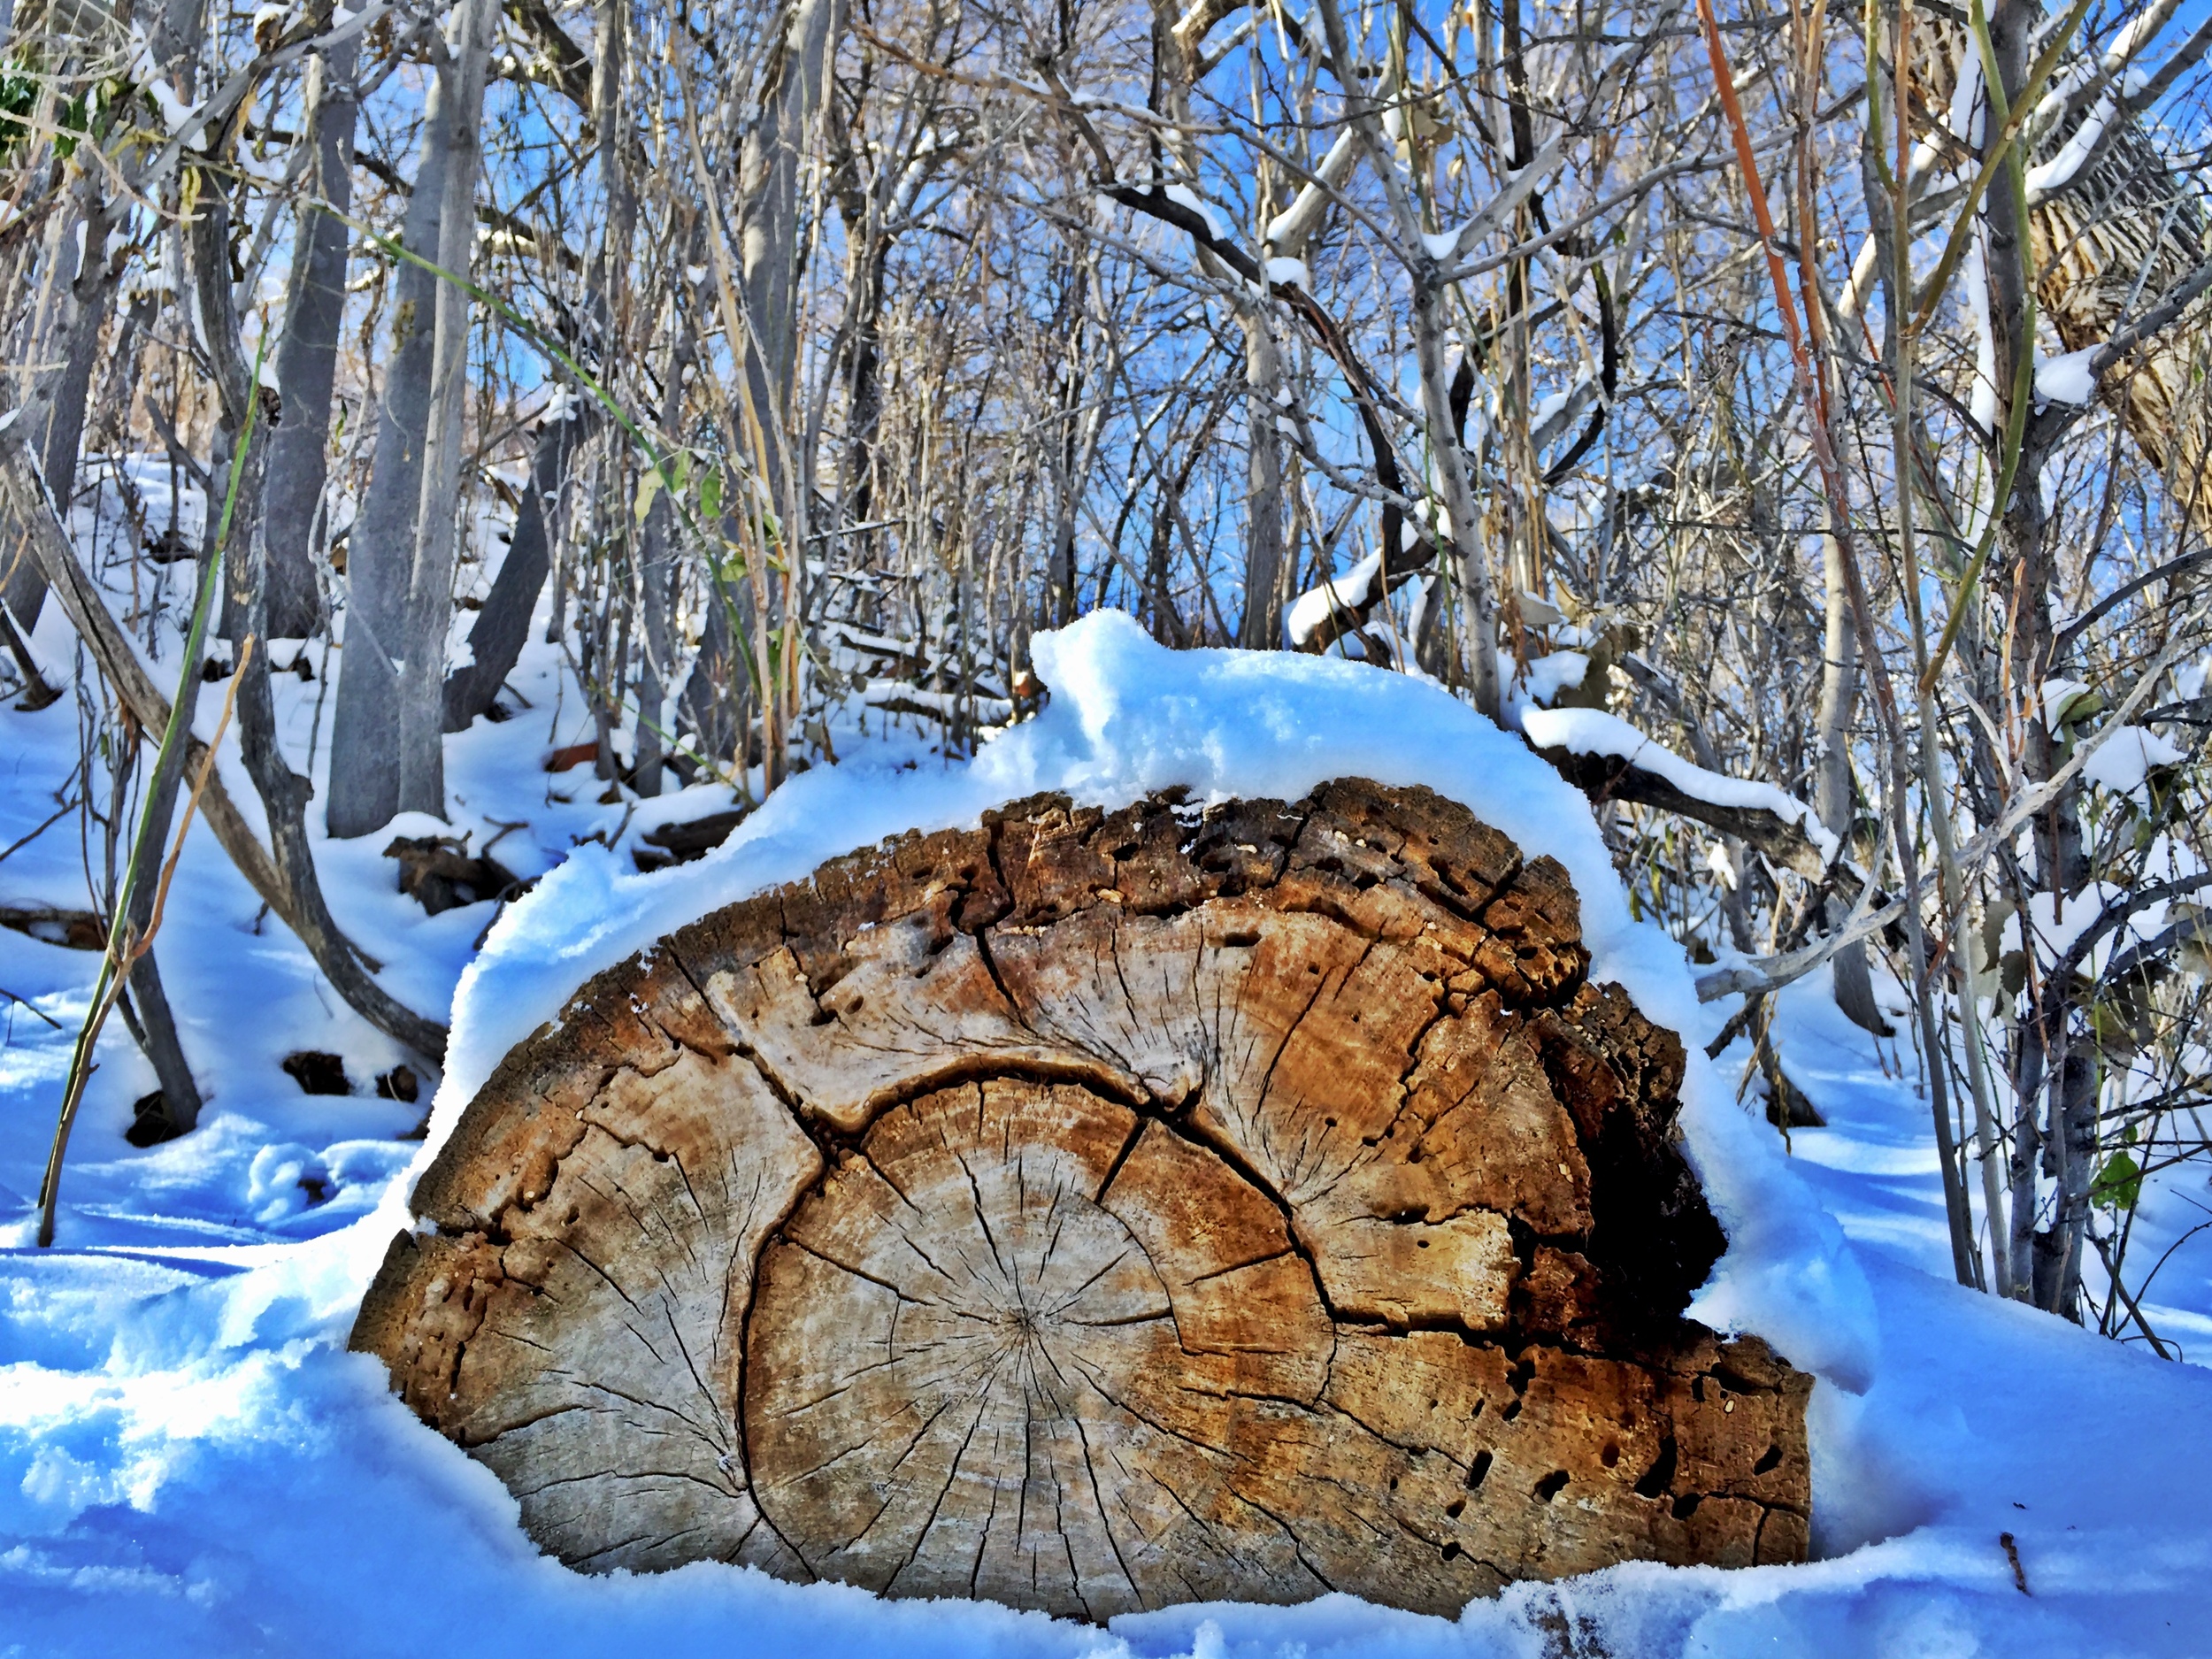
(395, 0, 496, 819)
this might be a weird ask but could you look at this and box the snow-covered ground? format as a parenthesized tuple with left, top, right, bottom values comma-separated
(4, 567, 2211, 1655)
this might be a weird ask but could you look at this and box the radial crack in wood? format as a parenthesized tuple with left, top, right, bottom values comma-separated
(354, 777, 1813, 1617)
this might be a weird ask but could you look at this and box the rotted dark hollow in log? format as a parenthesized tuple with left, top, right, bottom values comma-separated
(351, 778, 1812, 1620)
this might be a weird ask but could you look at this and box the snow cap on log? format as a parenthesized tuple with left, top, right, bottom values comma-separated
(353, 774, 1812, 1619)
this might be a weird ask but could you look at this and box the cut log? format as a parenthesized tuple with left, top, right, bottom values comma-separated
(352, 778, 1812, 1619)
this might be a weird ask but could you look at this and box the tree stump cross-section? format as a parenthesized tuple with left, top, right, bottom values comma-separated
(352, 778, 1813, 1620)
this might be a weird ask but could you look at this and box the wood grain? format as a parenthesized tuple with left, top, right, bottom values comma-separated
(354, 778, 1811, 1617)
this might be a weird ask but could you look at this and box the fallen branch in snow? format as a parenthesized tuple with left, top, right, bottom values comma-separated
(0, 984, 61, 1028)
(0, 431, 449, 1062)
(632, 806, 749, 871)
(0, 588, 59, 707)
(860, 685, 1015, 726)
(1, 435, 296, 935)
(0, 902, 105, 948)
(1522, 706, 1840, 881)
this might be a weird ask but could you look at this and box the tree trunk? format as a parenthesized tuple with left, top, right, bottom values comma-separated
(629, 327, 690, 795)
(738, 0, 844, 494)
(189, 171, 452, 1066)
(1981, 0, 2097, 1317)
(443, 401, 588, 731)
(107, 557, 208, 1136)
(1906, 15, 2212, 538)
(1042, 272, 1093, 634)
(254, 35, 359, 643)
(1236, 313, 1286, 649)
(4, 0, 204, 639)
(678, 588, 740, 772)
(4, 178, 117, 636)
(111, 627, 211, 1136)
(1413, 280, 1503, 718)
(633, 470, 675, 795)
(394, 0, 496, 821)
(1812, 534, 1886, 1033)
(355, 778, 1810, 1617)
(324, 14, 464, 836)
(674, 0, 842, 770)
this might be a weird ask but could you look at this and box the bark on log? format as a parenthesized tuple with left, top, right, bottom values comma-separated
(352, 778, 1811, 1619)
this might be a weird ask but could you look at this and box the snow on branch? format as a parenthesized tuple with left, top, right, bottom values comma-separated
(2035, 346, 2102, 405)
(1521, 706, 1840, 873)
(1286, 550, 1397, 650)
(1423, 135, 1566, 272)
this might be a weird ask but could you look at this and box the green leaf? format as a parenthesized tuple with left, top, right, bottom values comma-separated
(634, 465, 662, 526)
(2091, 1150, 2143, 1211)
(0, 65, 38, 165)
(699, 465, 723, 522)
(51, 92, 84, 158)
(2050, 687, 2104, 728)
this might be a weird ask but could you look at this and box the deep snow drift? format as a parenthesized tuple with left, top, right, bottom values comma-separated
(4, 606, 2210, 1656)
